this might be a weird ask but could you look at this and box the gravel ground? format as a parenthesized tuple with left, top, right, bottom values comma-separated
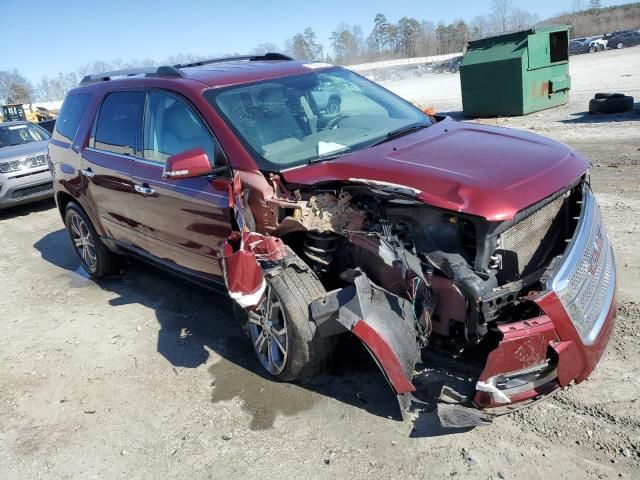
(1, 47, 639, 479)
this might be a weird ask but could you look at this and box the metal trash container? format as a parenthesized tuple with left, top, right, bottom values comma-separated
(460, 25, 571, 117)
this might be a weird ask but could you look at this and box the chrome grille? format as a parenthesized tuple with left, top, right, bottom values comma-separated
(500, 193, 566, 275)
(0, 155, 47, 173)
(547, 186, 616, 345)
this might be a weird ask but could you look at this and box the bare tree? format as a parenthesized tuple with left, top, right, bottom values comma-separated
(470, 15, 490, 39)
(491, 0, 514, 32)
(0, 70, 35, 104)
(250, 43, 281, 55)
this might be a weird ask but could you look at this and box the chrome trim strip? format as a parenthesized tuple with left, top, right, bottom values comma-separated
(85, 147, 138, 162)
(547, 186, 616, 345)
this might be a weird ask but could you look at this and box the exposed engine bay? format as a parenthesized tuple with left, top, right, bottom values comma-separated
(223, 171, 586, 420)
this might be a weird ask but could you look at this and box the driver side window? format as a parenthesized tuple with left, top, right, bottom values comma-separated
(143, 91, 217, 166)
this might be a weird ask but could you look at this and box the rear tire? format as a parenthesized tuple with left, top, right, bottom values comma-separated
(238, 264, 335, 381)
(64, 202, 118, 278)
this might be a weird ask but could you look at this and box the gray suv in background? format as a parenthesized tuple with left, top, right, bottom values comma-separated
(0, 121, 53, 210)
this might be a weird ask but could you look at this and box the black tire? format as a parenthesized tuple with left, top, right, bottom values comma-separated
(589, 96, 635, 114)
(589, 95, 634, 114)
(616, 42, 624, 49)
(238, 264, 335, 381)
(594, 92, 625, 99)
(64, 202, 118, 278)
(589, 45, 596, 53)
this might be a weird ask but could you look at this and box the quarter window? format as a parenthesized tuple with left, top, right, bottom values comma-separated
(94, 91, 145, 156)
(56, 93, 91, 142)
(143, 91, 217, 166)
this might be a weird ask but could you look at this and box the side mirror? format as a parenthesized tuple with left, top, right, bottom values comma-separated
(162, 147, 227, 180)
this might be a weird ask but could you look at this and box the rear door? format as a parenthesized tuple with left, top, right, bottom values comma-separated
(128, 89, 232, 279)
(82, 90, 146, 247)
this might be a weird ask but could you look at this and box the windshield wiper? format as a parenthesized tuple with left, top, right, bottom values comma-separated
(369, 122, 430, 147)
(309, 146, 351, 164)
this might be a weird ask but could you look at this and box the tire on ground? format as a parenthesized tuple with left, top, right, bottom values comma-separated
(594, 92, 625, 100)
(235, 263, 335, 382)
(589, 95, 634, 114)
(64, 202, 119, 278)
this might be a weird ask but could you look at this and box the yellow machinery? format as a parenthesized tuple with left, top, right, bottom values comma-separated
(1, 104, 55, 123)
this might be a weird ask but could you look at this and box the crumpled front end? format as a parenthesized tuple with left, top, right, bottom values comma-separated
(223, 167, 616, 420)
(474, 185, 617, 410)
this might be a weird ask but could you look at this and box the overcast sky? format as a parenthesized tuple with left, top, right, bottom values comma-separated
(2, 0, 636, 82)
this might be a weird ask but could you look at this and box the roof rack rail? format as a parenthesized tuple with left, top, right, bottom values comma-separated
(79, 66, 183, 85)
(175, 52, 293, 69)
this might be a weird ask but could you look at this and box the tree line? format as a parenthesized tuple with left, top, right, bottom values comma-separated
(2, 1, 639, 105)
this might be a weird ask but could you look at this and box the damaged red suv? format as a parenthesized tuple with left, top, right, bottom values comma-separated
(49, 54, 616, 417)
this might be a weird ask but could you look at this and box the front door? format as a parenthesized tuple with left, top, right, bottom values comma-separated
(128, 90, 232, 279)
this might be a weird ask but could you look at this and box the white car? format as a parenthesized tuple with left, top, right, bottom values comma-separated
(0, 121, 53, 209)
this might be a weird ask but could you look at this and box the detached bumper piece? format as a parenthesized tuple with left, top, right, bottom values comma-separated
(310, 270, 419, 409)
(311, 269, 494, 427)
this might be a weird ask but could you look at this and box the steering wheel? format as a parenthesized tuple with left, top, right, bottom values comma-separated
(325, 113, 350, 130)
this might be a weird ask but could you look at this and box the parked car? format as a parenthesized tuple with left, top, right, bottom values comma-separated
(310, 88, 341, 114)
(446, 55, 464, 73)
(49, 54, 617, 417)
(433, 56, 463, 73)
(0, 121, 53, 209)
(570, 37, 606, 55)
(569, 39, 592, 55)
(588, 36, 608, 51)
(606, 30, 640, 49)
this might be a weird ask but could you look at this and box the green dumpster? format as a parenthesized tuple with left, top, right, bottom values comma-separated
(460, 25, 571, 117)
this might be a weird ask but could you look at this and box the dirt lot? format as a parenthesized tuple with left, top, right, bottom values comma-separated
(1, 48, 639, 480)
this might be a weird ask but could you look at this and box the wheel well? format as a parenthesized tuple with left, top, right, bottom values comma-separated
(56, 192, 75, 219)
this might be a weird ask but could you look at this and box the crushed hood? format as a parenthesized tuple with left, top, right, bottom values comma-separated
(281, 119, 589, 221)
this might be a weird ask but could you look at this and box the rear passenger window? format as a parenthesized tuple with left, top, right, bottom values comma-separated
(56, 93, 91, 142)
(94, 91, 145, 156)
(143, 91, 217, 166)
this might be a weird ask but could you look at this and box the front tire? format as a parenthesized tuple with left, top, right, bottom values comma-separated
(616, 42, 624, 49)
(241, 264, 334, 381)
(64, 202, 118, 278)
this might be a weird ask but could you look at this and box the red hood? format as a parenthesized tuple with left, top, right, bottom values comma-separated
(281, 118, 589, 221)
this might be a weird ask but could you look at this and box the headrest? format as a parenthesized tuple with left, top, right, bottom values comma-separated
(164, 104, 202, 140)
(258, 87, 286, 119)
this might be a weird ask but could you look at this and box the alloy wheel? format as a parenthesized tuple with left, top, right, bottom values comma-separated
(248, 286, 289, 375)
(69, 213, 97, 271)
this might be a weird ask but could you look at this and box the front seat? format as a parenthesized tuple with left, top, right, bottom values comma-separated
(257, 87, 304, 145)
(160, 103, 215, 162)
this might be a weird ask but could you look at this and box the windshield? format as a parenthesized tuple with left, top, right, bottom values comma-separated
(205, 67, 431, 170)
(0, 123, 51, 149)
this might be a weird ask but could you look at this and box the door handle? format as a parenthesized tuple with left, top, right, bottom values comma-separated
(134, 184, 155, 196)
(80, 168, 94, 178)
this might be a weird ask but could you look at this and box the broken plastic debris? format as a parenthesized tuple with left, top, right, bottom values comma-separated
(475, 380, 511, 404)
